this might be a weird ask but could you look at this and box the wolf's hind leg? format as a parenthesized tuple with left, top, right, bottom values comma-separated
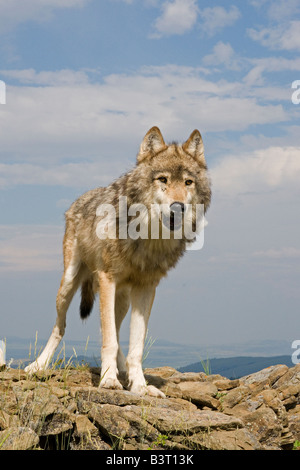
(25, 239, 82, 374)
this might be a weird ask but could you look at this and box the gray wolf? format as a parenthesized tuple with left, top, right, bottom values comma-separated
(25, 127, 211, 397)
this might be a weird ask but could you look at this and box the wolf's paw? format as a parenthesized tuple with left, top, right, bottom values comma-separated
(145, 385, 166, 398)
(24, 360, 46, 375)
(99, 376, 123, 390)
(130, 383, 166, 398)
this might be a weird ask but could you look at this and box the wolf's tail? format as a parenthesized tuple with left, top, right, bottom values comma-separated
(80, 277, 95, 320)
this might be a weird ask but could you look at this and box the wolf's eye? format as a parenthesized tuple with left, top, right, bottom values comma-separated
(185, 179, 193, 186)
(158, 176, 167, 184)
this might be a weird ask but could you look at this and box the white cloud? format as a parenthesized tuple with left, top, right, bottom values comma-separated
(248, 1, 300, 51)
(0, 161, 114, 189)
(250, 0, 300, 22)
(266, 0, 300, 21)
(0, 225, 63, 272)
(0, 69, 92, 86)
(248, 21, 300, 51)
(151, 0, 198, 38)
(198, 5, 241, 37)
(211, 146, 300, 197)
(0, 0, 90, 34)
(243, 57, 300, 89)
(202, 41, 241, 70)
(0, 66, 289, 168)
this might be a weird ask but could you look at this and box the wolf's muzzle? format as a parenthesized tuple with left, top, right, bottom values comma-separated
(161, 202, 185, 232)
(170, 202, 185, 215)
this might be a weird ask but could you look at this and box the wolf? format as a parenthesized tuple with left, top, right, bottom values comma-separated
(25, 127, 211, 397)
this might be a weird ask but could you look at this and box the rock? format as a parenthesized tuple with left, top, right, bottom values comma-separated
(0, 384, 18, 414)
(130, 405, 243, 434)
(0, 426, 39, 450)
(0, 410, 11, 430)
(242, 405, 284, 449)
(1, 364, 300, 450)
(18, 384, 74, 439)
(177, 381, 219, 409)
(143, 366, 178, 379)
(240, 365, 289, 387)
(70, 434, 111, 450)
(158, 397, 198, 412)
(88, 403, 134, 441)
(212, 378, 240, 390)
(74, 414, 98, 438)
(188, 428, 261, 450)
(144, 373, 182, 398)
(177, 380, 218, 397)
(76, 387, 149, 407)
(39, 410, 74, 437)
(70, 413, 107, 450)
(88, 403, 158, 448)
(287, 405, 300, 441)
(0, 369, 26, 382)
(221, 385, 251, 409)
(168, 372, 206, 383)
(273, 364, 300, 389)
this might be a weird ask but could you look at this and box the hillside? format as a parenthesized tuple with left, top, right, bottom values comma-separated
(4, 336, 294, 371)
(178, 355, 295, 379)
(20, 354, 292, 381)
(12, 354, 296, 382)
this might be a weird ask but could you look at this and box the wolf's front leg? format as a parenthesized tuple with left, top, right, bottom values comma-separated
(127, 284, 165, 398)
(98, 271, 123, 390)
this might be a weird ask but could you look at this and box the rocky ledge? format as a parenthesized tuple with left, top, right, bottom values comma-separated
(0, 364, 300, 450)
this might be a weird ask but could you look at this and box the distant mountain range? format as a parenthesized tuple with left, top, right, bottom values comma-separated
(68, 354, 295, 379)
(2, 335, 296, 379)
(32, 353, 293, 380)
(177, 355, 294, 379)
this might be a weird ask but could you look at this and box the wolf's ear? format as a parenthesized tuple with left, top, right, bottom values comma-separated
(137, 127, 166, 163)
(182, 130, 206, 166)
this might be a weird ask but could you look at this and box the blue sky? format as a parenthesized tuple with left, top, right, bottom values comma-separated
(0, 0, 300, 357)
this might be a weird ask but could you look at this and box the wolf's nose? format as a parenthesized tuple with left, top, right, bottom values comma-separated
(170, 202, 185, 214)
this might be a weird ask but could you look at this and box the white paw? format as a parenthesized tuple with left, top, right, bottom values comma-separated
(24, 360, 46, 375)
(99, 376, 123, 390)
(130, 383, 166, 398)
(146, 385, 166, 398)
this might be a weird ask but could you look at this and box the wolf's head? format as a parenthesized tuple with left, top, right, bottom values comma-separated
(129, 127, 211, 240)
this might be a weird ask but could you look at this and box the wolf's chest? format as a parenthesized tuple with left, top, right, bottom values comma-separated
(129, 238, 185, 274)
